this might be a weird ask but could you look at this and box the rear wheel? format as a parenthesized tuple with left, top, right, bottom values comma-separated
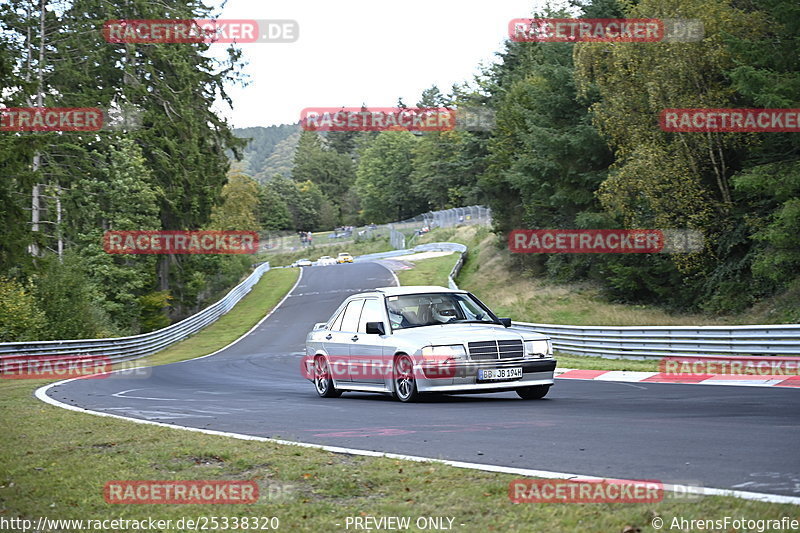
(314, 356, 341, 398)
(516, 385, 550, 400)
(392, 354, 420, 402)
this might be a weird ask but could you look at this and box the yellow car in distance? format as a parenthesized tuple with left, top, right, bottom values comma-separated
(336, 252, 354, 264)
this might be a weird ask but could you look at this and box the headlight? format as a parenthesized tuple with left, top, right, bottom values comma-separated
(422, 345, 467, 361)
(524, 339, 552, 358)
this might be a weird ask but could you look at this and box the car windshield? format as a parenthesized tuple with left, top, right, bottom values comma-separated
(386, 292, 496, 330)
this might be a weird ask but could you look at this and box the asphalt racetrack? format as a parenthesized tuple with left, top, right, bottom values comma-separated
(45, 262, 800, 498)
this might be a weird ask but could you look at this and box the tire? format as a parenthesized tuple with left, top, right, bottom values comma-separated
(314, 355, 341, 398)
(516, 385, 550, 400)
(392, 354, 420, 402)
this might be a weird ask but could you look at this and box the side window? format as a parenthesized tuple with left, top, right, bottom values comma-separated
(339, 299, 365, 332)
(358, 299, 384, 333)
(457, 295, 485, 320)
(329, 307, 346, 331)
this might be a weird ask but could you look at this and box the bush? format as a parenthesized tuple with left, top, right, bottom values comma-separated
(31, 253, 116, 340)
(0, 277, 46, 341)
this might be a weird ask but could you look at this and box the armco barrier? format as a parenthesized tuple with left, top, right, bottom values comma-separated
(0, 262, 271, 367)
(5, 236, 799, 363)
(510, 322, 800, 359)
(446, 241, 800, 359)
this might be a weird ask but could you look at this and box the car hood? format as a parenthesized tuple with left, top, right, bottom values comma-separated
(390, 323, 547, 344)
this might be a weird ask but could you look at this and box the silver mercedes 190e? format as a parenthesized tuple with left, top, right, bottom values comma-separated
(303, 286, 556, 402)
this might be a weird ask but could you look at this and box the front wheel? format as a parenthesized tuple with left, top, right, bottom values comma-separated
(314, 356, 342, 398)
(392, 355, 420, 402)
(516, 385, 550, 400)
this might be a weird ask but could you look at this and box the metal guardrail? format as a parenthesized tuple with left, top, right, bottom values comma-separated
(5, 232, 798, 363)
(354, 243, 467, 265)
(510, 322, 800, 359)
(0, 262, 271, 366)
(445, 241, 800, 359)
(259, 205, 491, 254)
(442, 243, 467, 290)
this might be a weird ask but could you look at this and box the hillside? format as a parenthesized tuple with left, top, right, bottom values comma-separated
(232, 124, 300, 180)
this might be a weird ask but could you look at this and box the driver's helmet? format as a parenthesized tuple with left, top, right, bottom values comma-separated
(431, 302, 457, 323)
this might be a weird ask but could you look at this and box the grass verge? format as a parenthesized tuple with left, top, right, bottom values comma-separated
(395, 252, 459, 287)
(1, 382, 795, 532)
(257, 235, 392, 268)
(136, 267, 299, 368)
(553, 353, 659, 372)
(1, 245, 795, 531)
(418, 226, 795, 326)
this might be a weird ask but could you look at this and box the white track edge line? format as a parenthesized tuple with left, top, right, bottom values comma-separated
(33, 264, 800, 506)
(373, 259, 401, 287)
(33, 384, 800, 506)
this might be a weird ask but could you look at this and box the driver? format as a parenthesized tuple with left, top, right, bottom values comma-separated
(431, 302, 458, 323)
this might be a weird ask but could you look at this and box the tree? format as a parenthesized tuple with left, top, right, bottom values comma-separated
(417, 85, 449, 108)
(269, 175, 318, 230)
(355, 131, 425, 222)
(65, 138, 161, 333)
(258, 181, 292, 230)
(292, 130, 355, 216)
(209, 171, 262, 232)
(0, 277, 46, 342)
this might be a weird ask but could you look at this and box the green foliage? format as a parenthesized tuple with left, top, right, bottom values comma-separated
(412, 130, 480, 210)
(292, 131, 355, 218)
(256, 131, 301, 180)
(355, 131, 425, 223)
(31, 253, 115, 340)
(258, 182, 293, 230)
(0, 0, 250, 337)
(734, 162, 800, 284)
(0, 277, 46, 342)
(233, 124, 300, 177)
(267, 175, 317, 231)
(138, 291, 172, 333)
(65, 138, 160, 334)
(209, 171, 262, 232)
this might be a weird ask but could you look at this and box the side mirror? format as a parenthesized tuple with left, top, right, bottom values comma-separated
(498, 318, 512, 328)
(365, 322, 386, 335)
(313, 322, 327, 330)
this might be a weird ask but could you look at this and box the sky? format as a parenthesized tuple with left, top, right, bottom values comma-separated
(210, 0, 566, 128)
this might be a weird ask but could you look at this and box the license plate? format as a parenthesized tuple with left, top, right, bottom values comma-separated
(478, 367, 522, 381)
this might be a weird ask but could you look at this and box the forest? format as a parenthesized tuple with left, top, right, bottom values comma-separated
(1, 0, 798, 342)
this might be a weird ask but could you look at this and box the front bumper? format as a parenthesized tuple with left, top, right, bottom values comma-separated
(416, 357, 556, 393)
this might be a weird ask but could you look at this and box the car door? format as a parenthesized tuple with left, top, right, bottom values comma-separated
(349, 298, 388, 384)
(324, 299, 364, 382)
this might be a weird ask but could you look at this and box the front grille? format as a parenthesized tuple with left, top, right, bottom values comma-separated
(468, 340, 524, 361)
